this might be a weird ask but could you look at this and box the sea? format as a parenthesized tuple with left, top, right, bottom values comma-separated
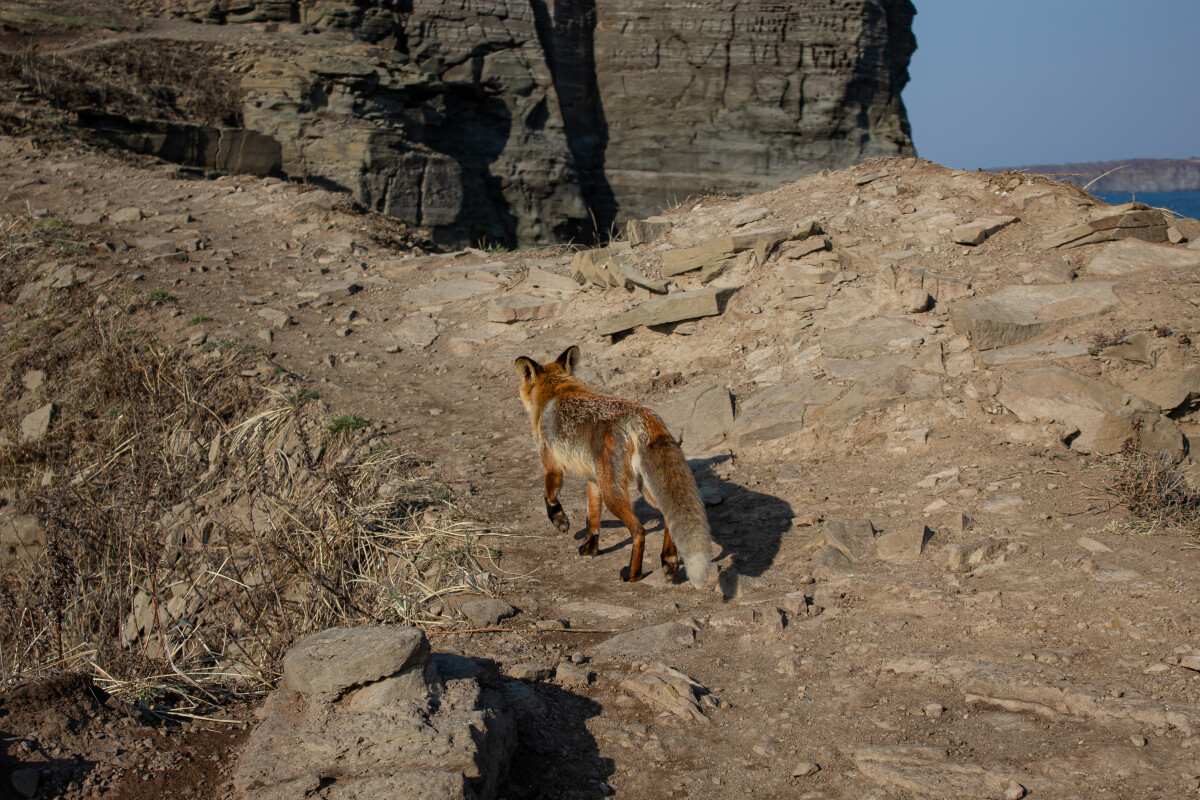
(1094, 189, 1200, 221)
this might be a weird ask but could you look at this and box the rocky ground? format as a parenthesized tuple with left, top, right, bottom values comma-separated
(3, 95, 1200, 800)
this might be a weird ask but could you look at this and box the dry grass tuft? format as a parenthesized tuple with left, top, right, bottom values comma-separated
(1106, 426, 1200, 534)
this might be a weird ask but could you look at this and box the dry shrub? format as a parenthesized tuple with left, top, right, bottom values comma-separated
(0, 220, 497, 717)
(3, 39, 242, 125)
(1107, 429, 1200, 534)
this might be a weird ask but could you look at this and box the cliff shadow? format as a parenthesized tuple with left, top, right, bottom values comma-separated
(425, 85, 518, 249)
(498, 675, 613, 799)
(529, 0, 618, 243)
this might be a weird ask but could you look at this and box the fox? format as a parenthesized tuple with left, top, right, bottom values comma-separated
(513, 346, 714, 587)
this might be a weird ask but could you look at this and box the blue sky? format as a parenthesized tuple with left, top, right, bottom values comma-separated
(904, 0, 1200, 169)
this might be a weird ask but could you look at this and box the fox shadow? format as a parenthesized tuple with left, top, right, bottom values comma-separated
(580, 453, 792, 583)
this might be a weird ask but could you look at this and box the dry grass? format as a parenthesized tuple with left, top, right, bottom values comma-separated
(3, 39, 242, 126)
(0, 217, 500, 717)
(1106, 428, 1200, 535)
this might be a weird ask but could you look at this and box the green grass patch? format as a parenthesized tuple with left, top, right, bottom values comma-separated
(323, 413, 369, 446)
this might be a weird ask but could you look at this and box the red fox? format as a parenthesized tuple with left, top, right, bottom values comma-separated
(514, 346, 714, 586)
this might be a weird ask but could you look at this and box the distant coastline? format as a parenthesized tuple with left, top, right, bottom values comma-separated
(991, 158, 1200, 193)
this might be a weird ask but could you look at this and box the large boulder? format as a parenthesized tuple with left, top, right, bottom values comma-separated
(235, 628, 515, 800)
(997, 367, 1183, 456)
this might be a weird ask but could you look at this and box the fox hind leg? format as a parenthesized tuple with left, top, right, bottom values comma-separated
(600, 487, 645, 582)
(641, 487, 679, 580)
(542, 458, 570, 533)
(579, 480, 601, 556)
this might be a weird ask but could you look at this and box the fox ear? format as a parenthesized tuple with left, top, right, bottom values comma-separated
(555, 345, 581, 375)
(513, 356, 540, 380)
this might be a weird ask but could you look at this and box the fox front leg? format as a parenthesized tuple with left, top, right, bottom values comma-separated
(542, 457, 570, 533)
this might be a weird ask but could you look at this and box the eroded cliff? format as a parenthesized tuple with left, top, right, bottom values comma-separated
(112, 0, 916, 246)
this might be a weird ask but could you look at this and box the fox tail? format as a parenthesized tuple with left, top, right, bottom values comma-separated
(637, 431, 714, 587)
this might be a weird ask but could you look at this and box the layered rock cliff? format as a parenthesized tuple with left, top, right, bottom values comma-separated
(114, 0, 916, 246)
(1002, 159, 1200, 194)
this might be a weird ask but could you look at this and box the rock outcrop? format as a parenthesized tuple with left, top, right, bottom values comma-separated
(234, 627, 515, 800)
(113, 0, 917, 247)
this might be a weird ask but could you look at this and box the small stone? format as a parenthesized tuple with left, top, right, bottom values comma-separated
(903, 288, 932, 313)
(508, 663, 554, 682)
(790, 761, 820, 778)
(1130, 735, 1147, 747)
(951, 216, 1018, 246)
(1076, 536, 1113, 553)
(459, 598, 518, 627)
(555, 662, 591, 687)
(257, 307, 292, 329)
(335, 327, 351, 337)
(188, 332, 208, 347)
(924, 703, 945, 718)
(10, 767, 39, 798)
(731, 207, 770, 227)
(110, 207, 144, 223)
(1004, 780, 1027, 800)
(570, 651, 587, 664)
(20, 402, 54, 444)
(21, 369, 45, 392)
(1180, 655, 1200, 671)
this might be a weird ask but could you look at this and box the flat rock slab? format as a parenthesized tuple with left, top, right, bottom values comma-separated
(824, 519, 877, 563)
(818, 367, 941, 430)
(620, 664, 708, 722)
(876, 524, 931, 564)
(1043, 205, 1168, 249)
(595, 288, 720, 335)
(980, 340, 1091, 366)
(594, 622, 696, 657)
(402, 278, 497, 306)
(486, 293, 562, 323)
(1125, 365, 1200, 413)
(1086, 238, 1200, 275)
(997, 366, 1183, 456)
(282, 627, 430, 697)
(849, 744, 1029, 800)
(394, 315, 439, 349)
(820, 316, 927, 360)
(948, 282, 1119, 350)
(524, 267, 578, 292)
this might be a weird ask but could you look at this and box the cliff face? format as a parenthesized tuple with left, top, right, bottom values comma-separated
(116, 0, 916, 246)
(1004, 159, 1200, 194)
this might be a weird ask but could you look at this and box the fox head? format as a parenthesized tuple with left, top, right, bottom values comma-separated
(514, 346, 581, 411)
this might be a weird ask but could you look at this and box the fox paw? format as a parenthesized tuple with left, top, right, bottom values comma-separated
(546, 500, 570, 533)
(619, 566, 644, 583)
(579, 538, 599, 557)
(661, 560, 679, 580)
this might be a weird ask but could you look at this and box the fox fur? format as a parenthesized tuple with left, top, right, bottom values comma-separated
(514, 346, 714, 586)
